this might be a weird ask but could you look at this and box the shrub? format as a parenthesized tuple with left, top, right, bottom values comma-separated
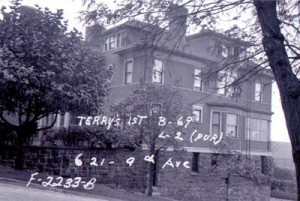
(271, 178, 297, 193)
(273, 167, 296, 181)
(0, 127, 16, 146)
(271, 189, 297, 200)
(44, 125, 140, 149)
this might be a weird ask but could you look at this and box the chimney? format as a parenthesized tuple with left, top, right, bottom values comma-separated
(85, 24, 105, 46)
(167, 4, 188, 35)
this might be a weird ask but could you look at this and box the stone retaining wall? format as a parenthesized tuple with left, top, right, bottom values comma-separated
(0, 146, 271, 200)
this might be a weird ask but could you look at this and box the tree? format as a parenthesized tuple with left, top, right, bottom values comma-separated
(81, 0, 300, 198)
(111, 83, 189, 196)
(0, 1, 112, 169)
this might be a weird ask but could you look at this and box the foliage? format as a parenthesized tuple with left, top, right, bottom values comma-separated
(44, 125, 139, 149)
(0, 126, 16, 146)
(211, 153, 272, 185)
(111, 83, 187, 196)
(272, 179, 297, 193)
(212, 137, 273, 185)
(271, 189, 297, 201)
(0, 0, 112, 169)
(274, 167, 296, 181)
(111, 83, 186, 152)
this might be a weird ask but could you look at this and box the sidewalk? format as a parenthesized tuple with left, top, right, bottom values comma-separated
(0, 182, 117, 201)
(0, 165, 174, 201)
(270, 198, 295, 201)
(0, 176, 123, 201)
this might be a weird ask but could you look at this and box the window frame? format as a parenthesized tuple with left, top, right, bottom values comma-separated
(255, 82, 263, 102)
(152, 58, 164, 84)
(124, 59, 133, 84)
(104, 32, 125, 51)
(226, 113, 238, 138)
(211, 111, 222, 136)
(246, 118, 270, 142)
(193, 68, 203, 92)
(217, 70, 237, 97)
(192, 105, 203, 123)
(221, 44, 229, 58)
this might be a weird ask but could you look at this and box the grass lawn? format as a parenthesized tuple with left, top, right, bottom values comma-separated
(0, 165, 175, 201)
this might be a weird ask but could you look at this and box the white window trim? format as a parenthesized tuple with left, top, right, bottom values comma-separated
(104, 31, 126, 51)
(124, 59, 133, 85)
(255, 82, 263, 102)
(226, 113, 238, 138)
(210, 110, 222, 136)
(192, 105, 203, 123)
(193, 68, 203, 92)
(245, 118, 270, 142)
(221, 44, 229, 58)
(152, 58, 164, 84)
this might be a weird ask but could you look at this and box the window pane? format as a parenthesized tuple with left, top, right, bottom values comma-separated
(261, 120, 268, 130)
(194, 69, 202, 90)
(227, 125, 236, 137)
(110, 35, 116, 49)
(153, 59, 163, 83)
(246, 118, 269, 142)
(227, 114, 237, 138)
(221, 44, 228, 57)
(227, 114, 237, 125)
(212, 112, 221, 135)
(105, 37, 109, 50)
(117, 33, 121, 47)
(255, 82, 262, 102)
(212, 112, 220, 124)
(212, 125, 220, 135)
(193, 110, 201, 122)
(154, 59, 163, 71)
(218, 71, 237, 96)
(125, 61, 133, 84)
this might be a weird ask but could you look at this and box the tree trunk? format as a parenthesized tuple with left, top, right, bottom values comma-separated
(295, 151, 300, 200)
(146, 161, 154, 196)
(254, 1, 300, 200)
(15, 132, 25, 170)
(146, 147, 157, 196)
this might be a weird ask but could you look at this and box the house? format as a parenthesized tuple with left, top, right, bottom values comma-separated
(83, 5, 273, 159)
(22, 4, 274, 200)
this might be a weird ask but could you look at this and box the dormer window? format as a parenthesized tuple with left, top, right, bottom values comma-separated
(104, 32, 126, 51)
(221, 44, 229, 58)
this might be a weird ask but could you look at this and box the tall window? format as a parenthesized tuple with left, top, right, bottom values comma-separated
(255, 82, 263, 102)
(152, 59, 163, 84)
(218, 70, 237, 96)
(192, 105, 203, 123)
(246, 118, 269, 142)
(211, 111, 221, 135)
(226, 114, 238, 138)
(124, 60, 133, 84)
(194, 69, 203, 91)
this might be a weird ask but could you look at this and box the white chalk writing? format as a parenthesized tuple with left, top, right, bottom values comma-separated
(26, 172, 96, 190)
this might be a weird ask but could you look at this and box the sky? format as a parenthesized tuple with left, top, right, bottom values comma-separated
(0, 0, 291, 142)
